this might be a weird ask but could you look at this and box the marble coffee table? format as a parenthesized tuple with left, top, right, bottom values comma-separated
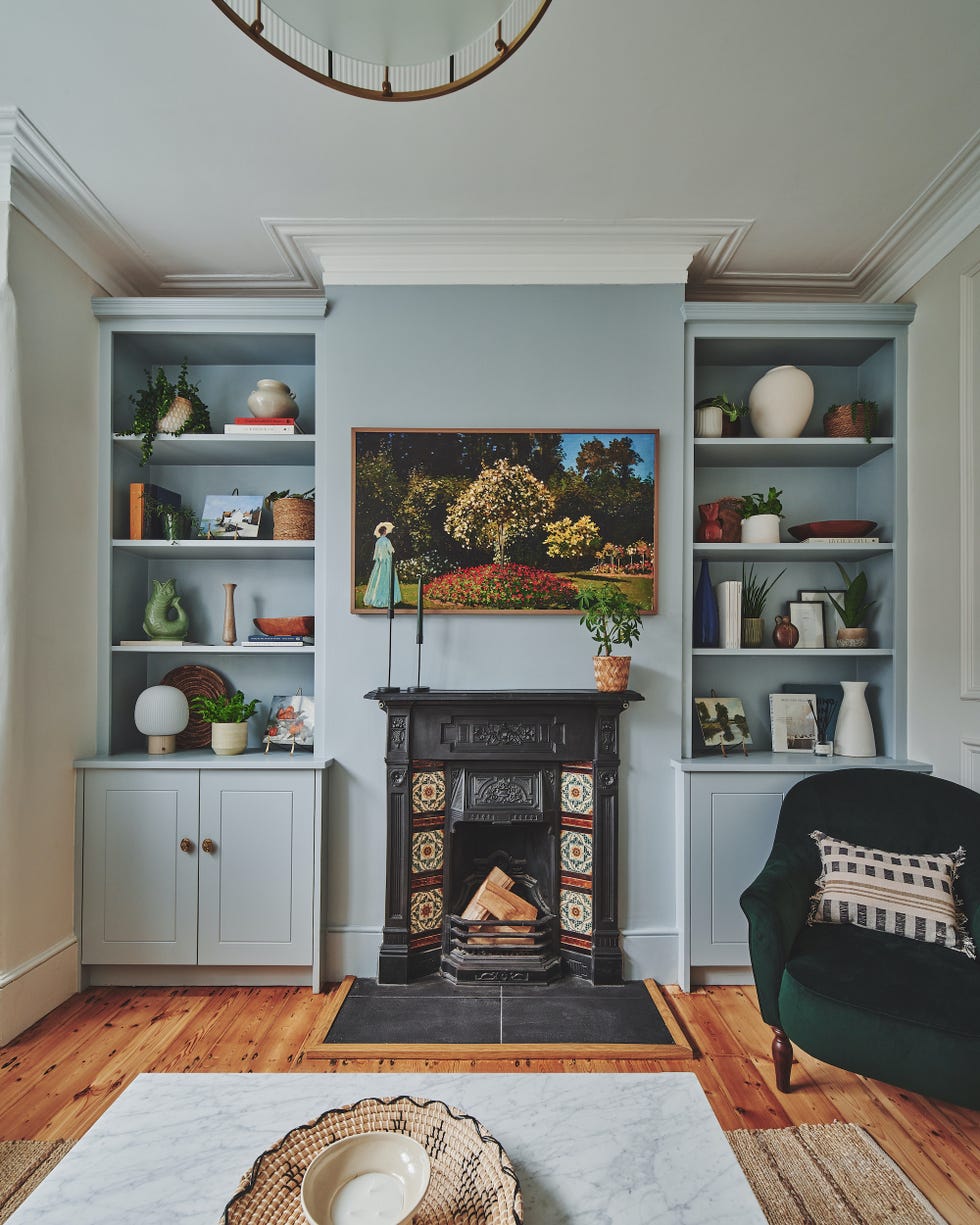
(8, 1072, 766, 1224)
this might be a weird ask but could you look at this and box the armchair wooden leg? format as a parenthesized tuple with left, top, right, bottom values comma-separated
(771, 1026, 793, 1093)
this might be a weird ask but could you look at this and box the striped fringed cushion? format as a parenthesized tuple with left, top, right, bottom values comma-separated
(808, 830, 976, 958)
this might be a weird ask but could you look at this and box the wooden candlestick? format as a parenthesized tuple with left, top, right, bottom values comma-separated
(222, 583, 237, 646)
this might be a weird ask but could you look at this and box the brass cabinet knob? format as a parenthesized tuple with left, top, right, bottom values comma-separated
(201, 837, 216, 854)
(179, 837, 194, 853)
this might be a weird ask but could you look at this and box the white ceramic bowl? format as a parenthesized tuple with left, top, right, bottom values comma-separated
(300, 1131, 431, 1225)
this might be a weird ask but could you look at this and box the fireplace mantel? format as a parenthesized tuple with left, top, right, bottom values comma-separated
(365, 688, 643, 984)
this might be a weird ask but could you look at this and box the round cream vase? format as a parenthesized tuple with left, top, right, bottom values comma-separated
(748, 365, 814, 438)
(211, 722, 248, 756)
(740, 513, 781, 544)
(247, 379, 297, 419)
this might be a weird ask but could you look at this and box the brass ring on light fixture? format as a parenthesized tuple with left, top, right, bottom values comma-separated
(209, 0, 553, 102)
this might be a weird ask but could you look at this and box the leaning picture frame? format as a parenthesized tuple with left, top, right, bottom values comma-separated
(199, 492, 264, 539)
(769, 691, 817, 752)
(800, 590, 845, 643)
(694, 696, 752, 754)
(789, 600, 825, 649)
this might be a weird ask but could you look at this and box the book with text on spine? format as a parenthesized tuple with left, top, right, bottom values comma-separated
(716, 580, 742, 649)
(803, 536, 880, 544)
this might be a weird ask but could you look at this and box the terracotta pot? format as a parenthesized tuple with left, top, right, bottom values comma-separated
(593, 655, 631, 692)
(836, 626, 869, 649)
(742, 617, 764, 648)
(772, 615, 799, 648)
(211, 722, 248, 756)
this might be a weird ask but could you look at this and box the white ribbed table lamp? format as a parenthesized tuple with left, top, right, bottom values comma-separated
(134, 685, 189, 754)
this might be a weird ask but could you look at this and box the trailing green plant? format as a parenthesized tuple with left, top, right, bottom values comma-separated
(826, 562, 876, 628)
(741, 564, 786, 619)
(695, 393, 748, 422)
(139, 492, 199, 539)
(576, 583, 643, 656)
(825, 398, 879, 444)
(264, 487, 315, 509)
(127, 360, 211, 466)
(188, 690, 259, 724)
(740, 487, 783, 519)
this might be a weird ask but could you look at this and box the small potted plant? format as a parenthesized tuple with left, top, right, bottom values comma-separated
(741, 563, 785, 646)
(140, 492, 199, 542)
(739, 487, 783, 544)
(826, 562, 876, 648)
(576, 583, 642, 691)
(189, 689, 260, 755)
(694, 394, 748, 438)
(127, 360, 211, 466)
(823, 398, 879, 444)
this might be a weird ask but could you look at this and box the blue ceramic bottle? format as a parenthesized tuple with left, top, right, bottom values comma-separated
(693, 561, 719, 647)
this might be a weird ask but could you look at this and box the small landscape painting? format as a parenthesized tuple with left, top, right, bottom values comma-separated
(351, 428, 658, 613)
(695, 697, 752, 749)
(199, 493, 263, 539)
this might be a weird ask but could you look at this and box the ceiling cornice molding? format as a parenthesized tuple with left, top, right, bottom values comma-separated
(0, 107, 157, 297)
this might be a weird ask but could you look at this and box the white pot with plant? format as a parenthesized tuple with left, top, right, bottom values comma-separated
(740, 487, 783, 544)
(189, 690, 260, 755)
(827, 563, 875, 648)
(576, 583, 643, 691)
(694, 394, 748, 438)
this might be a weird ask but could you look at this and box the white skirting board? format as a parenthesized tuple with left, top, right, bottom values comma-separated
(0, 937, 78, 1044)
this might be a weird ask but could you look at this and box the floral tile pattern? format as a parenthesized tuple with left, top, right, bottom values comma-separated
(409, 887, 443, 934)
(560, 769, 593, 816)
(559, 888, 593, 935)
(411, 829, 444, 876)
(412, 770, 445, 814)
(561, 829, 593, 876)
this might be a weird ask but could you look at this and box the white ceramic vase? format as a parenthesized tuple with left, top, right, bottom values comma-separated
(835, 680, 876, 757)
(211, 722, 248, 756)
(247, 379, 297, 419)
(740, 513, 780, 544)
(693, 404, 723, 437)
(748, 365, 814, 438)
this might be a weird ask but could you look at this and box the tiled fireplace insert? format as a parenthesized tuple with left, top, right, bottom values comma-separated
(365, 689, 643, 984)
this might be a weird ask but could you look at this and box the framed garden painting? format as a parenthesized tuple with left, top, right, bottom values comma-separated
(351, 429, 658, 613)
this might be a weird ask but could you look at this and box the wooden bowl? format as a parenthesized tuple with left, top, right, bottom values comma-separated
(253, 616, 315, 637)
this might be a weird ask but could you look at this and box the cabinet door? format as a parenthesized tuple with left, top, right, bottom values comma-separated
(197, 770, 314, 965)
(690, 773, 800, 966)
(81, 770, 199, 964)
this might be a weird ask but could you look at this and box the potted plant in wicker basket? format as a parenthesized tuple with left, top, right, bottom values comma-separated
(576, 583, 642, 691)
(265, 487, 315, 540)
(189, 689, 260, 756)
(823, 399, 879, 443)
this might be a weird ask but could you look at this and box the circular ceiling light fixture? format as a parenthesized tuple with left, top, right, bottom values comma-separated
(210, 0, 553, 101)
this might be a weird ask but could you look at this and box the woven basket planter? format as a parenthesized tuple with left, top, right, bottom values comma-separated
(593, 655, 631, 692)
(272, 497, 314, 540)
(823, 402, 875, 439)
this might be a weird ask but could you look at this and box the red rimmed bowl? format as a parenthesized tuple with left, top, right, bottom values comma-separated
(787, 520, 877, 541)
(253, 616, 315, 637)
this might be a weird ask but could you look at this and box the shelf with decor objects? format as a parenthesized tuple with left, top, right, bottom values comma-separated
(675, 302, 930, 989)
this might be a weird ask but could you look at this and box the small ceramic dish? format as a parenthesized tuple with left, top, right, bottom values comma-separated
(300, 1131, 431, 1225)
(253, 615, 315, 636)
(787, 520, 877, 541)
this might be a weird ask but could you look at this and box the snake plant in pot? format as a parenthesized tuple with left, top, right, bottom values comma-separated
(576, 583, 643, 691)
(827, 562, 876, 648)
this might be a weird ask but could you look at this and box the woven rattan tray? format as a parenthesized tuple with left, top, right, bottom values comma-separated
(221, 1096, 523, 1225)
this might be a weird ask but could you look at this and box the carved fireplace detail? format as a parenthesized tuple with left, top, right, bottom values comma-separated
(365, 689, 643, 985)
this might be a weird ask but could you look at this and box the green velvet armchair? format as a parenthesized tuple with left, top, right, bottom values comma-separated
(740, 768, 980, 1109)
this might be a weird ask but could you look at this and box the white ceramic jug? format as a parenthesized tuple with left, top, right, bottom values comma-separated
(835, 680, 876, 757)
(247, 379, 298, 419)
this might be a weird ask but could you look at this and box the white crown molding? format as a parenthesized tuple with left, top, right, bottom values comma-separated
(961, 260, 980, 700)
(0, 107, 157, 297)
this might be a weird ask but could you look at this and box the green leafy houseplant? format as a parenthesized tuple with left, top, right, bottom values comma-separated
(826, 562, 876, 628)
(825, 398, 879, 444)
(695, 393, 748, 423)
(741, 564, 786, 619)
(740, 487, 783, 519)
(576, 584, 643, 656)
(139, 493, 199, 541)
(128, 360, 211, 466)
(189, 690, 259, 724)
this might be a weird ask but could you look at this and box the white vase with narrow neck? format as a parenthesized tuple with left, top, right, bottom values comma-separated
(835, 680, 876, 757)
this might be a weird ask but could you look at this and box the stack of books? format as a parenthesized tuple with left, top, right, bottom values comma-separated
(716, 580, 743, 649)
(223, 417, 303, 435)
(240, 633, 314, 647)
(803, 535, 880, 544)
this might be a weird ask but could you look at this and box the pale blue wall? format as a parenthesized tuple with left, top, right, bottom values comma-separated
(321, 285, 685, 980)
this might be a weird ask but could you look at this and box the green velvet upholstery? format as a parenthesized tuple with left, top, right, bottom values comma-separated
(740, 768, 980, 1108)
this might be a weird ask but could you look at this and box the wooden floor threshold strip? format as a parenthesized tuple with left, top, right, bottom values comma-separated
(302, 976, 694, 1061)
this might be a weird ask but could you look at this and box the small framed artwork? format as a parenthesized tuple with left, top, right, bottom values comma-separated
(199, 493, 263, 538)
(789, 600, 825, 649)
(694, 696, 752, 754)
(800, 590, 845, 642)
(264, 691, 314, 753)
(769, 692, 817, 752)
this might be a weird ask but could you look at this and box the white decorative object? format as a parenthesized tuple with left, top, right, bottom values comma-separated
(247, 379, 298, 419)
(211, 722, 249, 756)
(694, 404, 723, 437)
(748, 365, 814, 438)
(835, 680, 876, 757)
(302, 1133, 430, 1225)
(134, 685, 189, 755)
(740, 513, 780, 544)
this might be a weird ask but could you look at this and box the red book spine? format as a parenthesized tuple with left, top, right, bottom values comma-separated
(234, 417, 296, 424)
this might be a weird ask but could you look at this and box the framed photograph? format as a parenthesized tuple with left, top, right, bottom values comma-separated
(769, 692, 817, 752)
(264, 691, 314, 752)
(800, 590, 845, 642)
(789, 600, 825, 649)
(694, 697, 752, 750)
(351, 429, 658, 613)
(199, 493, 263, 538)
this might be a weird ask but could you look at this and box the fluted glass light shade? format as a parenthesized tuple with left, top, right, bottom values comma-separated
(134, 685, 190, 755)
(209, 0, 553, 100)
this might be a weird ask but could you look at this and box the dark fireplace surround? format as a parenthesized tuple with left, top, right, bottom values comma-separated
(365, 689, 643, 985)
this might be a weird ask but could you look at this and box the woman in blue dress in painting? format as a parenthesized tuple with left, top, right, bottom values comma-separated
(364, 521, 402, 608)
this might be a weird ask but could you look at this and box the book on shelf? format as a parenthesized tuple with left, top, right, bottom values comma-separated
(803, 536, 880, 544)
(716, 580, 742, 649)
(233, 417, 299, 426)
(241, 634, 314, 646)
(118, 639, 203, 648)
(129, 483, 180, 540)
(223, 421, 304, 435)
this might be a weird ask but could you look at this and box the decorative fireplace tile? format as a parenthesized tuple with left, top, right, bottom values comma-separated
(412, 769, 445, 814)
(409, 887, 443, 933)
(560, 829, 593, 876)
(560, 769, 593, 816)
(559, 888, 593, 935)
(411, 829, 444, 875)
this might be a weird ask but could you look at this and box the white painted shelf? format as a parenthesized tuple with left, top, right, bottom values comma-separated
(693, 437, 892, 467)
(692, 647, 894, 657)
(112, 645, 315, 655)
(693, 542, 893, 562)
(112, 539, 315, 561)
(113, 434, 315, 466)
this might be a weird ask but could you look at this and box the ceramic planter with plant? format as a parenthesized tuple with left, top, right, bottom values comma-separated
(740, 487, 783, 544)
(741, 563, 785, 647)
(139, 492, 199, 542)
(189, 689, 259, 755)
(127, 360, 211, 466)
(576, 583, 642, 691)
(694, 394, 748, 438)
(826, 562, 875, 648)
(823, 398, 879, 444)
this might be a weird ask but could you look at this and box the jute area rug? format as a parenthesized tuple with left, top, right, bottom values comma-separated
(727, 1123, 946, 1225)
(0, 1140, 74, 1224)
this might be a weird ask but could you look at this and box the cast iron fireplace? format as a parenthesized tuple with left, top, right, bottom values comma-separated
(365, 689, 643, 985)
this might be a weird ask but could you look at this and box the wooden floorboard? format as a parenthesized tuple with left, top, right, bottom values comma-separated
(1, 983, 977, 1224)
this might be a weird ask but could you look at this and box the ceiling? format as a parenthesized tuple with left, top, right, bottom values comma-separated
(1, 0, 979, 299)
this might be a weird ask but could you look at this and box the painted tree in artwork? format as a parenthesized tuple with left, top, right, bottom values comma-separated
(445, 459, 555, 564)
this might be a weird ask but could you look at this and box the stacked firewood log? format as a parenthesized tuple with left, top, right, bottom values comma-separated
(461, 867, 536, 946)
